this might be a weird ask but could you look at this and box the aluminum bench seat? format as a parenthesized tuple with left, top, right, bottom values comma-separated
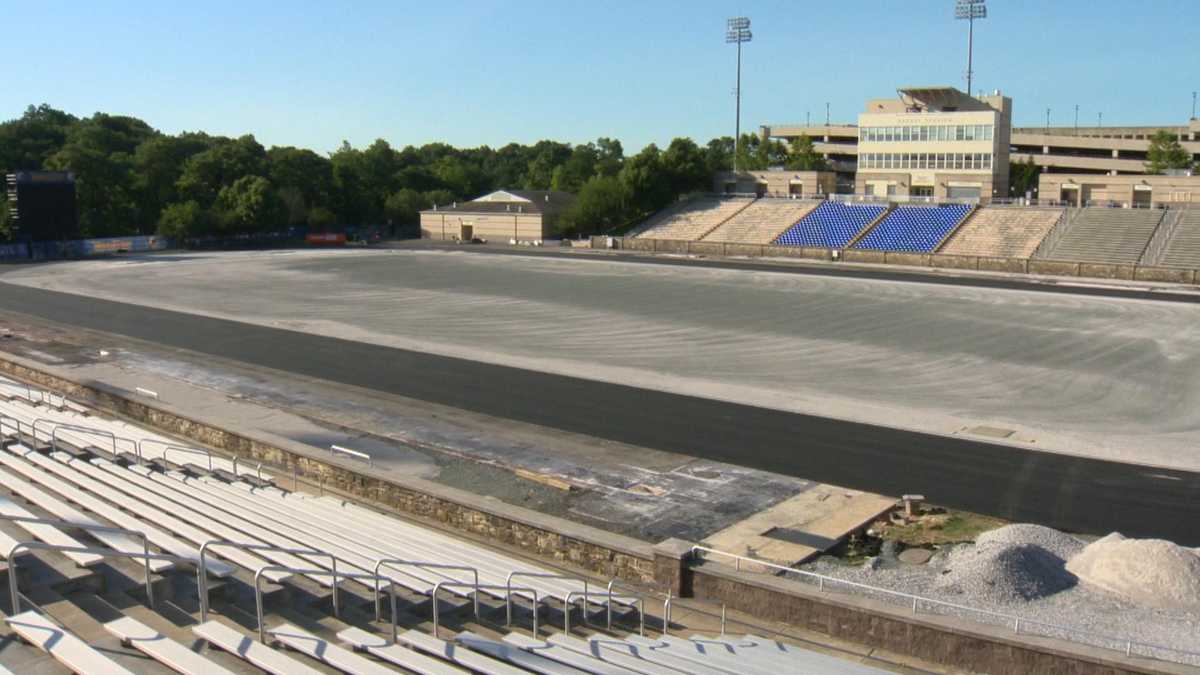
(504, 632, 641, 674)
(399, 628, 529, 675)
(0, 445, 234, 576)
(713, 634, 889, 674)
(608, 635, 732, 675)
(271, 622, 395, 675)
(105, 616, 236, 675)
(194, 619, 324, 675)
(456, 631, 589, 674)
(338, 626, 468, 675)
(0, 494, 103, 567)
(0, 466, 173, 572)
(639, 634, 775, 675)
(7, 610, 134, 675)
(546, 634, 684, 675)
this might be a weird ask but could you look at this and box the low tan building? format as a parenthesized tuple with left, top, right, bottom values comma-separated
(1038, 173, 1200, 207)
(714, 170, 837, 197)
(419, 190, 576, 242)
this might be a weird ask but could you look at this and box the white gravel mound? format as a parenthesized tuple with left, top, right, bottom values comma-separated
(1066, 538, 1200, 610)
(935, 542, 1076, 604)
(975, 524, 1084, 562)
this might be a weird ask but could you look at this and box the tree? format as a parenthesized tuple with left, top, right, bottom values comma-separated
(619, 144, 672, 215)
(157, 200, 210, 239)
(557, 175, 630, 237)
(662, 138, 709, 196)
(135, 133, 213, 226)
(0, 104, 78, 171)
(594, 137, 624, 178)
(785, 134, 829, 171)
(524, 141, 572, 189)
(1146, 130, 1194, 174)
(307, 206, 337, 230)
(213, 176, 282, 232)
(551, 143, 598, 192)
(384, 188, 428, 228)
(704, 137, 734, 175)
(267, 146, 333, 209)
(1008, 156, 1041, 198)
(176, 135, 267, 205)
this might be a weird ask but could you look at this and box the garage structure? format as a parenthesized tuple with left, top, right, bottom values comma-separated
(419, 190, 576, 242)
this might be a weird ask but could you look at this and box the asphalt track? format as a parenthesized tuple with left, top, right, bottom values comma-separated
(0, 282, 1196, 543)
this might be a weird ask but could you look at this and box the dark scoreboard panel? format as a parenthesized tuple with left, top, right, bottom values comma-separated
(6, 171, 79, 241)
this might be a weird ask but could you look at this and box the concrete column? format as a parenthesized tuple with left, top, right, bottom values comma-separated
(652, 538, 695, 597)
(1043, 145, 1049, 154)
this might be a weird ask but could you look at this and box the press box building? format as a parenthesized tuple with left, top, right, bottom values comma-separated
(419, 190, 576, 242)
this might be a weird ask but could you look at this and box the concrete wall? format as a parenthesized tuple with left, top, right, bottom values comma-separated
(1038, 175, 1200, 207)
(688, 561, 1173, 675)
(713, 170, 836, 196)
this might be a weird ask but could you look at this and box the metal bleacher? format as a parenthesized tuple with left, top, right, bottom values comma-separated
(772, 201, 887, 249)
(1156, 207, 1200, 268)
(633, 196, 753, 241)
(853, 203, 973, 253)
(0, 374, 884, 673)
(1037, 206, 1166, 264)
(939, 206, 1065, 258)
(702, 198, 821, 244)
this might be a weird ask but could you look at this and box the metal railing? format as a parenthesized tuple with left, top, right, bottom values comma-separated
(330, 444, 372, 467)
(1031, 207, 1078, 259)
(1, 515, 182, 612)
(137, 439, 212, 471)
(197, 539, 338, 622)
(505, 571, 592, 635)
(690, 545, 1200, 664)
(432, 581, 538, 640)
(254, 563, 400, 645)
(1140, 204, 1188, 266)
(604, 578, 647, 636)
(374, 558, 480, 622)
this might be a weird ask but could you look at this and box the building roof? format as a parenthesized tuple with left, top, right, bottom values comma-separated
(420, 189, 576, 216)
(896, 86, 968, 111)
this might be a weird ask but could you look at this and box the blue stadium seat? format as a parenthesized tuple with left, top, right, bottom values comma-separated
(853, 204, 971, 252)
(773, 202, 887, 248)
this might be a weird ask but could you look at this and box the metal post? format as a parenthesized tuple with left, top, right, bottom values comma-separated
(720, 604, 727, 636)
(966, 12, 974, 96)
(1074, 104, 1079, 134)
(735, 38, 741, 172)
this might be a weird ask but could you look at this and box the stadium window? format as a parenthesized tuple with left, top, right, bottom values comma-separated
(964, 126, 974, 141)
(938, 126, 948, 141)
(984, 125, 993, 140)
(920, 126, 929, 142)
(955, 126, 965, 141)
(985, 153, 992, 169)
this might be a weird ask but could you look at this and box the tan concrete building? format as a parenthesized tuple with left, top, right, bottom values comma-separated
(713, 170, 836, 197)
(419, 190, 575, 242)
(1038, 173, 1200, 207)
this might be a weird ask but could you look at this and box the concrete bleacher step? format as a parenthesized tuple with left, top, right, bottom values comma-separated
(105, 616, 237, 675)
(504, 632, 642, 674)
(6, 610, 134, 675)
(339, 625, 469, 674)
(194, 618, 327, 675)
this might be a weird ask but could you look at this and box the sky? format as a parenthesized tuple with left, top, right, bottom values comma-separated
(3, 1, 1196, 154)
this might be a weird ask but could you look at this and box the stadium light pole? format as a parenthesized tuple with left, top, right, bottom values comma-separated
(1193, 91, 1197, 120)
(955, 0, 987, 97)
(726, 17, 752, 172)
(1074, 104, 1079, 135)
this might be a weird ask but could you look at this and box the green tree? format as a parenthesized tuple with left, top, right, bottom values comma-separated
(523, 141, 572, 189)
(267, 146, 334, 209)
(619, 144, 672, 215)
(384, 188, 428, 228)
(307, 206, 337, 230)
(704, 137, 735, 175)
(156, 200, 210, 239)
(423, 189, 455, 209)
(176, 135, 267, 205)
(213, 175, 282, 232)
(662, 138, 709, 195)
(551, 143, 598, 192)
(1146, 130, 1194, 174)
(0, 104, 78, 171)
(135, 133, 213, 226)
(557, 175, 630, 237)
(1008, 156, 1041, 198)
(594, 137, 624, 178)
(785, 134, 829, 171)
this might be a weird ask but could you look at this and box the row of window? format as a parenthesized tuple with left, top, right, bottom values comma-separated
(859, 152, 994, 171)
(860, 124, 994, 143)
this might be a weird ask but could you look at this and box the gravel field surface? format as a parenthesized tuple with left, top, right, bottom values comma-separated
(4, 248, 1200, 470)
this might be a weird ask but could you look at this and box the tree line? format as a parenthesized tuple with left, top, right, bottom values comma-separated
(0, 104, 829, 241)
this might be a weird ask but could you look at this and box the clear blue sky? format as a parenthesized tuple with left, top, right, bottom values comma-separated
(4, 1, 1196, 154)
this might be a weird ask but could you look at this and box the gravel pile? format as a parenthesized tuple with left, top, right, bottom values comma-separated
(934, 542, 1077, 603)
(975, 524, 1084, 562)
(1067, 537, 1200, 610)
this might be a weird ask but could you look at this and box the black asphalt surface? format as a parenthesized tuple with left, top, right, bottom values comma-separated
(400, 240, 1200, 305)
(0, 280, 1196, 544)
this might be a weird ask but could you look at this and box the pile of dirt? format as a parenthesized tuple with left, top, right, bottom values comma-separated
(1066, 536, 1200, 610)
(975, 524, 1084, 562)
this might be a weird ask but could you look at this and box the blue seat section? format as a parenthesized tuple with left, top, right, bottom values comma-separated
(853, 204, 972, 252)
(773, 202, 887, 248)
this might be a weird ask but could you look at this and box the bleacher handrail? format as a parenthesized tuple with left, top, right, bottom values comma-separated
(604, 578, 647, 636)
(1031, 207, 1079, 259)
(1140, 205, 1188, 266)
(689, 545, 1200, 664)
(198, 538, 338, 622)
(374, 558, 480, 622)
(432, 581, 539, 640)
(330, 444, 372, 467)
(254, 563, 400, 645)
(3, 517, 182, 613)
(137, 439, 213, 471)
(506, 570, 591, 631)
